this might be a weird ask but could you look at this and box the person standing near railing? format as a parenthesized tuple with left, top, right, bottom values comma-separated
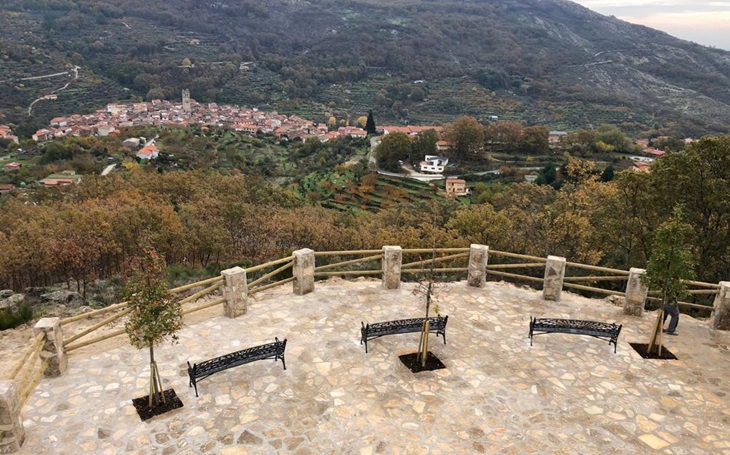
(663, 296, 680, 335)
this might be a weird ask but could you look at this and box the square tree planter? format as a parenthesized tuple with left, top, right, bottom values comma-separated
(398, 351, 446, 373)
(132, 388, 184, 421)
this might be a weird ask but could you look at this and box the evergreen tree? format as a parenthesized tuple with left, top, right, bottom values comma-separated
(365, 110, 377, 135)
(601, 164, 615, 182)
(536, 163, 557, 186)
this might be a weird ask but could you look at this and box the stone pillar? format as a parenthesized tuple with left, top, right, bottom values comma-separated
(624, 267, 648, 316)
(467, 244, 489, 288)
(710, 281, 730, 330)
(293, 248, 315, 296)
(382, 246, 402, 290)
(542, 255, 566, 301)
(0, 380, 25, 453)
(221, 266, 248, 318)
(33, 317, 67, 377)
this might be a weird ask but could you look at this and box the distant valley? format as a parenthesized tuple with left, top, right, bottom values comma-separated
(1, 0, 729, 138)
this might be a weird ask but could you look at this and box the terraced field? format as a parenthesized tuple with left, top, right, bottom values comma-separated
(321, 174, 442, 213)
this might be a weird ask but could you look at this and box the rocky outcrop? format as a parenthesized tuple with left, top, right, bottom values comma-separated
(0, 292, 25, 311)
(40, 290, 85, 307)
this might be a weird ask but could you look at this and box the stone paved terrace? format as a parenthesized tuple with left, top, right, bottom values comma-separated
(12, 279, 730, 454)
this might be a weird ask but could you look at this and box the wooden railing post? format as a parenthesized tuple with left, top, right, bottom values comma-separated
(221, 266, 248, 318)
(33, 318, 66, 377)
(293, 249, 315, 295)
(710, 281, 730, 330)
(468, 244, 489, 287)
(382, 246, 402, 290)
(0, 380, 25, 453)
(624, 268, 648, 316)
(543, 255, 566, 301)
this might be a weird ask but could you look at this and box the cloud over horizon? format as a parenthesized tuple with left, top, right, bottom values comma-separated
(572, 0, 730, 49)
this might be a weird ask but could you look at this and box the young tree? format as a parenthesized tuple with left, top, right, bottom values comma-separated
(412, 200, 446, 367)
(124, 249, 184, 408)
(641, 208, 695, 355)
(365, 110, 377, 135)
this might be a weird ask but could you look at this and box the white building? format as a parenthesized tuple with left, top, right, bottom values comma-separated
(420, 155, 449, 174)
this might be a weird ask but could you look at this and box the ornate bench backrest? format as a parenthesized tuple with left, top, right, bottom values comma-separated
(194, 338, 286, 377)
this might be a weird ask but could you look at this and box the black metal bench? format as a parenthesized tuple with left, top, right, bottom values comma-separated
(360, 315, 448, 353)
(187, 337, 287, 397)
(529, 317, 622, 353)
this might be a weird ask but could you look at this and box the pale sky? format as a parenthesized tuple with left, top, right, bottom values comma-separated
(571, 1, 730, 50)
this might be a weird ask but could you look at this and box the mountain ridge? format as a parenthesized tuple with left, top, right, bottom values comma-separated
(1, 0, 728, 137)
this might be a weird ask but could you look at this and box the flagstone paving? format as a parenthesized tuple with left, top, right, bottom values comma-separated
(14, 279, 730, 454)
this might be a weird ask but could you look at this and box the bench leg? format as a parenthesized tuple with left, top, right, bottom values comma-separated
(364, 339, 369, 353)
(192, 378, 199, 397)
(280, 354, 287, 371)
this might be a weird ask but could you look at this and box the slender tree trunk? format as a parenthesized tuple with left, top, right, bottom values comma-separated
(148, 345, 166, 408)
(647, 308, 667, 356)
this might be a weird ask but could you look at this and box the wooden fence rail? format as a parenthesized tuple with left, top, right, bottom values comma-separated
(314, 270, 383, 277)
(63, 307, 132, 347)
(249, 261, 294, 289)
(490, 250, 547, 262)
(314, 250, 383, 256)
(314, 254, 381, 272)
(563, 276, 629, 282)
(646, 296, 714, 312)
(565, 262, 630, 275)
(245, 256, 295, 274)
(18, 359, 47, 408)
(401, 267, 469, 274)
(488, 263, 545, 270)
(250, 277, 296, 295)
(401, 252, 469, 269)
(486, 270, 545, 283)
(563, 282, 625, 296)
(402, 248, 470, 254)
(7, 332, 45, 381)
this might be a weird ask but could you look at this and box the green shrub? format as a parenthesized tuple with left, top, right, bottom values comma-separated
(0, 303, 34, 331)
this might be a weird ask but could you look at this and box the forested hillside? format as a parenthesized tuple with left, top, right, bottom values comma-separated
(1, 0, 729, 137)
(1, 135, 729, 293)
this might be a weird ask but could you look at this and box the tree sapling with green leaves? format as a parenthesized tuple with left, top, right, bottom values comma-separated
(124, 250, 184, 408)
(641, 208, 695, 355)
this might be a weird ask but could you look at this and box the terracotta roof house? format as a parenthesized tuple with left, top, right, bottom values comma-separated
(382, 125, 443, 136)
(445, 178, 470, 197)
(644, 148, 666, 158)
(436, 141, 451, 152)
(136, 144, 159, 160)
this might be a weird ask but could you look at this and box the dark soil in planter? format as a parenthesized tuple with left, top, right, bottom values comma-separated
(132, 388, 184, 421)
(399, 351, 446, 373)
(630, 343, 678, 360)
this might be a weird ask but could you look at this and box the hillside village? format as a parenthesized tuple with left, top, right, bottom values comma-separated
(28, 93, 365, 144)
(0, 88, 701, 201)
